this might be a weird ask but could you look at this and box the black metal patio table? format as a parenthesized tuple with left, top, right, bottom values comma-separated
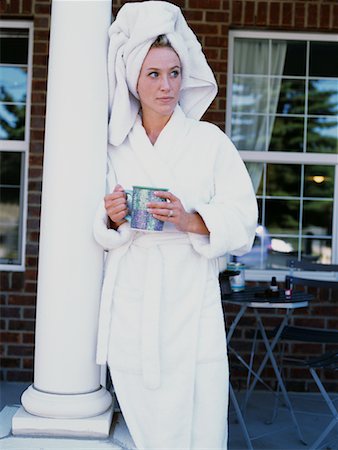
(221, 284, 313, 448)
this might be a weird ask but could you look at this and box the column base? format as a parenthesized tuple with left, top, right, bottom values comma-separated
(12, 405, 114, 438)
(21, 384, 113, 419)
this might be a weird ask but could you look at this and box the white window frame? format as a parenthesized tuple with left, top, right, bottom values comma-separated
(0, 20, 34, 271)
(226, 30, 338, 282)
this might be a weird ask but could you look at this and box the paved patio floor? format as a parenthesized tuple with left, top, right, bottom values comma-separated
(0, 382, 337, 450)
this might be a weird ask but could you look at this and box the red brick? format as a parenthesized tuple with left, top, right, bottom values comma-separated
(34, 42, 49, 55)
(8, 294, 36, 306)
(24, 282, 38, 293)
(191, 22, 219, 34)
(7, 370, 33, 382)
(23, 308, 36, 319)
(8, 345, 34, 357)
(35, 2, 51, 14)
(320, 4, 331, 29)
(206, 10, 228, 22)
(11, 272, 25, 290)
(0, 332, 21, 344)
(8, 0, 19, 13)
(22, 0, 33, 14)
(244, 1, 254, 24)
(0, 358, 21, 368)
(33, 54, 49, 67)
(333, 5, 338, 29)
(184, 10, 204, 20)
(23, 358, 34, 369)
(0, 307, 21, 318)
(35, 16, 50, 29)
(307, 3, 318, 28)
(257, 1, 268, 25)
(222, 1, 229, 11)
(232, 1, 243, 24)
(22, 333, 35, 344)
(189, 0, 221, 10)
(1, 273, 9, 291)
(27, 231, 40, 243)
(8, 320, 35, 332)
(295, 2, 305, 28)
(0, 294, 7, 306)
(269, 2, 280, 26)
(27, 194, 42, 206)
(33, 66, 48, 79)
(282, 2, 293, 27)
(205, 35, 227, 47)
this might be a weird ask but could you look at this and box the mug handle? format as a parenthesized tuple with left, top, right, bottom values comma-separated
(124, 189, 132, 222)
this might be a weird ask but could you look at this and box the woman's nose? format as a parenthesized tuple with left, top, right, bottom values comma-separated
(160, 75, 170, 91)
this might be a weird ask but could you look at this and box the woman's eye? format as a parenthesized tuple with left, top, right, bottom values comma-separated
(149, 72, 159, 78)
(171, 70, 180, 78)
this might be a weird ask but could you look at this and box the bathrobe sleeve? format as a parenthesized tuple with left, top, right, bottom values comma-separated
(93, 149, 132, 251)
(189, 127, 258, 259)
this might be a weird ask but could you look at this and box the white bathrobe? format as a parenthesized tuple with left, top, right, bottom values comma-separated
(93, 106, 257, 450)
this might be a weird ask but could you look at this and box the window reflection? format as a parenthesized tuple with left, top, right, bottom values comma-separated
(281, 41, 306, 76)
(0, 152, 22, 264)
(231, 114, 267, 151)
(301, 237, 332, 264)
(0, 67, 27, 102)
(307, 117, 338, 154)
(304, 165, 334, 198)
(0, 103, 26, 140)
(309, 42, 338, 78)
(232, 75, 268, 114)
(274, 79, 305, 115)
(308, 79, 338, 116)
(265, 199, 300, 234)
(269, 116, 304, 152)
(266, 164, 301, 197)
(303, 200, 333, 236)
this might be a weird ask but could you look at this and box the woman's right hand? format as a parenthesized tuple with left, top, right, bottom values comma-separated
(104, 184, 128, 229)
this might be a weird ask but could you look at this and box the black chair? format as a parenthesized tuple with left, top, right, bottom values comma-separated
(272, 261, 338, 449)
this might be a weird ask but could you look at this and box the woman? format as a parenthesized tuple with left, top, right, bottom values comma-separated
(94, 2, 258, 449)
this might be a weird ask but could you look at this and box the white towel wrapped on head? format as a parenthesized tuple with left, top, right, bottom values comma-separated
(107, 0, 218, 146)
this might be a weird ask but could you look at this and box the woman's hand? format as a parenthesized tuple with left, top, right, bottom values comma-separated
(104, 184, 128, 229)
(147, 191, 210, 235)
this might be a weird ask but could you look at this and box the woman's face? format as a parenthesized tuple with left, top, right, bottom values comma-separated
(137, 46, 182, 120)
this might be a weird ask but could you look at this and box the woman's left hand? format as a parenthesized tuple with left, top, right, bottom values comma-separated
(147, 191, 209, 235)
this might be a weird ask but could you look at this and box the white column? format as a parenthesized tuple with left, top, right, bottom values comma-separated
(13, 0, 113, 437)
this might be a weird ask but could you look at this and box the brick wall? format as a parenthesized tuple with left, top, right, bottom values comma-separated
(1, 0, 337, 391)
(0, 0, 51, 382)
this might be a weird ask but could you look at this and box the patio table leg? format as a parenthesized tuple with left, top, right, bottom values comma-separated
(230, 383, 254, 450)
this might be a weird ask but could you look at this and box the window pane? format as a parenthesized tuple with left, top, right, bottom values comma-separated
(309, 42, 338, 78)
(269, 116, 304, 152)
(231, 114, 267, 151)
(0, 66, 27, 102)
(306, 117, 338, 154)
(232, 75, 268, 114)
(267, 237, 299, 269)
(308, 79, 338, 116)
(0, 187, 20, 264)
(303, 200, 333, 235)
(0, 29, 29, 65)
(282, 41, 306, 76)
(233, 38, 269, 75)
(301, 237, 332, 264)
(266, 164, 301, 197)
(265, 199, 300, 234)
(0, 151, 21, 185)
(0, 103, 26, 140)
(273, 79, 305, 115)
(304, 165, 334, 198)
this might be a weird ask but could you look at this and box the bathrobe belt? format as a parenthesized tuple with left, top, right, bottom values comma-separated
(96, 232, 192, 390)
(132, 232, 191, 389)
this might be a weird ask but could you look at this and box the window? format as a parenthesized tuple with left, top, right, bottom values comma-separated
(0, 22, 33, 270)
(226, 31, 338, 279)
